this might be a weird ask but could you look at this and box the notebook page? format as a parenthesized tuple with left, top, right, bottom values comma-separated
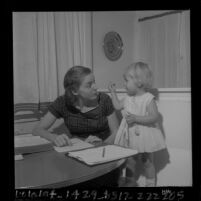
(68, 145, 138, 165)
(15, 135, 51, 148)
(54, 138, 94, 153)
(15, 154, 24, 160)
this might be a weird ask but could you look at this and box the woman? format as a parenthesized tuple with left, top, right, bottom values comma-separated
(33, 65, 121, 187)
(33, 65, 119, 147)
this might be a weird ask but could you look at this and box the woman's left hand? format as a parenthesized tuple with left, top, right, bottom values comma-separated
(85, 135, 103, 145)
(104, 137, 114, 145)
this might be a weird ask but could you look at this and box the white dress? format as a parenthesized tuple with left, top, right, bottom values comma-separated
(114, 92, 166, 153)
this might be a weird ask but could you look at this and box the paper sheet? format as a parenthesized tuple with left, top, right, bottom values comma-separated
(15, 154, 24, 160)
(68, 145, 138, 165)
(54, 138, 94, 153)
(15, 134, 51, 148)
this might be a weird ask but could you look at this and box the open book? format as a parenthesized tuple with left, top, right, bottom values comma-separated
(14, 134, 53, 154)
(67, 145, 138, 165)
(54, 138, 94, 153)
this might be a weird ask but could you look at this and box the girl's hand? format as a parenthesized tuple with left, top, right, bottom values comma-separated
(52, 134, 72, 147)
(125, 113, 137, 126)
(108, 82, 116, 93)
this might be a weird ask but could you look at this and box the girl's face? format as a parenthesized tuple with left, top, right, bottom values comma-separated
(76, 73, 98, 101)
(123, 69, 139, 95)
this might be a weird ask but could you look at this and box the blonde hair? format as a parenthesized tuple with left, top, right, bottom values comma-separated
(126, 62, 153, 90)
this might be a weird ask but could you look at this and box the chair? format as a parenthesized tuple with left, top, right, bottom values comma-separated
(14, 102, 50, 135)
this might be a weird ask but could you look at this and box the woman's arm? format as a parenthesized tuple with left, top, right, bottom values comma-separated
(33, 112, 72, 146)
(125, 99, 159, 126)
(104, 111, 119, 144)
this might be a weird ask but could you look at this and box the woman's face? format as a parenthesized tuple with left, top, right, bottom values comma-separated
(77, 73, 98, 100)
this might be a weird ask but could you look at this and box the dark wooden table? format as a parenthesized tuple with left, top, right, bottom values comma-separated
(15, 149, 125, 188)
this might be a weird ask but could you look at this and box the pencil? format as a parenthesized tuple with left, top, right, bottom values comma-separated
(102, 147, 105, 157)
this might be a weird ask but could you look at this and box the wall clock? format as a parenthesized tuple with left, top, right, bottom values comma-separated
(103, 31, 123, 61)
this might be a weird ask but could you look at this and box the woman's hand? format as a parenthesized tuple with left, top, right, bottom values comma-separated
(108, 82, 116, 93)
(104, 136, 115, 145)
(52, 134, 72, 147)
(85, 135, 103, 145)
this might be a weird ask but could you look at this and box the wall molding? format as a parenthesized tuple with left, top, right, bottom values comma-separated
(98, 88, 191, 94)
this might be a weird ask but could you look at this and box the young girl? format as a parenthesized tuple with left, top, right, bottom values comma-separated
(108, 62, 166, 187)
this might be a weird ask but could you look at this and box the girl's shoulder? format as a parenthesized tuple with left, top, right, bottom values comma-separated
(142, 92, 156, 105)
(144, 92, 154, 99)
(130, 92, 155, 105)
(146, 88, 159, 100)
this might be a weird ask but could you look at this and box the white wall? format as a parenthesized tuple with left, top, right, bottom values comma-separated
(136, 10, 173, 18)
(157, 89, 191, 150)
(92, 10, 190, 89)
(13, 12, 39, 103)
(92, 11, 136, 89)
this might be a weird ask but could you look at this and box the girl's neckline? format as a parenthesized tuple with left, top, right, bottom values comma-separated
(128, 92, 148, 98)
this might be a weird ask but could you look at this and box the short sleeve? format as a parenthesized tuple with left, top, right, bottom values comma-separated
(48, 96, 65, 118)
(102, 93, 115, 116)
(145, 92, 155, 106)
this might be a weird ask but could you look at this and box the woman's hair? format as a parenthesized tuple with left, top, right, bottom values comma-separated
(64, 66, 92, 106)
(126, 62, 153, 90)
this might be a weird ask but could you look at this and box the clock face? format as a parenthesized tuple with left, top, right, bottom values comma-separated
(103, 31, 123, 61)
